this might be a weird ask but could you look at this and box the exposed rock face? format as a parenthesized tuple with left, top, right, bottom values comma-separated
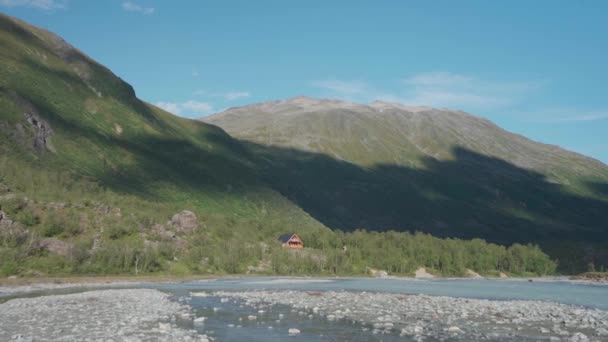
(0, 210, 14, 227)
(0, 210, 29, 245)
(168, 210, 198, 233)
(24, 112, 54, 152)
(39, 237, 70, 256)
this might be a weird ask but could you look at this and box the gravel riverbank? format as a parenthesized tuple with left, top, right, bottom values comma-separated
(213, 290, 608, 341)
(0, 289, 210, 342)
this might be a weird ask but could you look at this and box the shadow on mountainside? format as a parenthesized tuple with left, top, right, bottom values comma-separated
(587, 181, 608, 198)
(236, 140, 608, 271)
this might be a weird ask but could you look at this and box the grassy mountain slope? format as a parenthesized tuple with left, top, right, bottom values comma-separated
(204, 97, 608, 271)
(0, 13, 331, 275)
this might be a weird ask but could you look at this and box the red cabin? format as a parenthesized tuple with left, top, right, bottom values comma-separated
(278, 233, 303, 248)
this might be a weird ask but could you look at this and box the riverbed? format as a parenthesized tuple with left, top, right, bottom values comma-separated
(1, 277, 607, 341)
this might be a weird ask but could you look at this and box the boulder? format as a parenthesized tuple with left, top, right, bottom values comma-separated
(0, 210, 13, 226)
(168, 210, 198, 233)
(39, 237, 70, 256)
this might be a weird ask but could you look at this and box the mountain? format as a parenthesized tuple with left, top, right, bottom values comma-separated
(0, 13, 330, 275)
(204, 97, 608, 271)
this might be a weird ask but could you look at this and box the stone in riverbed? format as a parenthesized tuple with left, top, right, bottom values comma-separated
(288, 328, 301, 336)
(448, 326, 461, 333)
(569, 332, 589, 342)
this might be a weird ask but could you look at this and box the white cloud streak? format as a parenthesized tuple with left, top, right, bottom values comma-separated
(0, 0, 67, 10)
(399, 72, 542, 109)
(310, 79, 368, 95)
(527, 109, 608, 123)
(194, 90, 251, 101)
(155, 100, 213, 117)
(122, 1, 154, 15)
(311, 72, 542, 111)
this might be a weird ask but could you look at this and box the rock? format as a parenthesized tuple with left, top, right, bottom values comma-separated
(447, 326, 461, 332)
(193, 316, 206, 324)
(499, 272, 509, 278)
(24, 112, 55, 153)
(0, 210, 14, 226)
(39, 238, 70, 256)
(152, 224, 176, 239)
(569, 332, 589, 342)
(158, 322, 171, 331)
(247, 315, 257, 320)
(288, 328, 301, 336)
(168, 210, 198, 233)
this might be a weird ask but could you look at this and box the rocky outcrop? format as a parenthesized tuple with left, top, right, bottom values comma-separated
(0, 210, 29, 245)
(167, 210, 198, 234)
(0, 210, 14, 227)
(24, 112, 54, 152)
(39, 238, 70, 256)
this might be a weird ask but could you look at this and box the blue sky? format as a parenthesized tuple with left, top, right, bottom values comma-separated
(1, 1, 607, 163)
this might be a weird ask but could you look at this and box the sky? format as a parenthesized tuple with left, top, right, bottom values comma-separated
(1, 1, 607, 163)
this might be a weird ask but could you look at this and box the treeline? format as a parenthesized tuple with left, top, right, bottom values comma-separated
(262, 230, 557, 277)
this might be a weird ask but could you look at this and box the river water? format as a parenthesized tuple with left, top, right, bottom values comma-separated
(151, 277, 608, 341)
(2, 277, 607, 341)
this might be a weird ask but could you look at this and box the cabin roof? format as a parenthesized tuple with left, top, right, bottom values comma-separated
(278, 233, 298, 243)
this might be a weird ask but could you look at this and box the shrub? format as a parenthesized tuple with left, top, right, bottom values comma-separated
(15, 209, 39, 227)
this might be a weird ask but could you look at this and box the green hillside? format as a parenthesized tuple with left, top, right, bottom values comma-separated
(205, 99, 608, 273)
(0, 13, 335, 276)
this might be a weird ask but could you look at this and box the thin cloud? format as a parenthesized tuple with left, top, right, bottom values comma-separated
(527, 109, 608, 123)
(400, 72, 542, 109)
(310, 72, 541, 110)
(311, 79, 368, 95)
(0, 0, 67, 10)
(155, 100, 213, 118)
(122, 1, 154, 15)
(223, 91, 250, 100)
(194, 90, 251, 101)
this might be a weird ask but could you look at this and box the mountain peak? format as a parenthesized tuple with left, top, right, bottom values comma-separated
(368, 100, 435, 113)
